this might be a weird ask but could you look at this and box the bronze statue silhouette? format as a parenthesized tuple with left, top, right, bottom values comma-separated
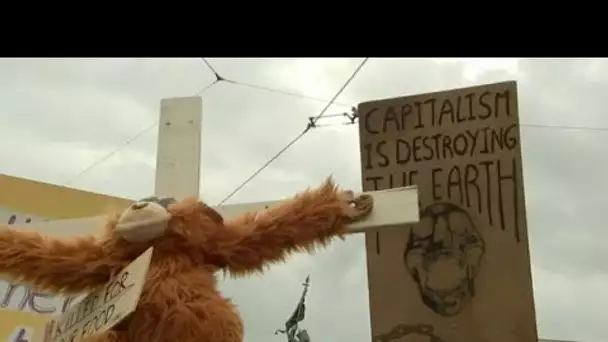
(274, 276, 311, 342)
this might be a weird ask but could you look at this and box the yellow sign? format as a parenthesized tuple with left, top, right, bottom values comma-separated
(0, 174, 134, 327)
(0, 310, 49, 342)
(0, 174, 132, 220)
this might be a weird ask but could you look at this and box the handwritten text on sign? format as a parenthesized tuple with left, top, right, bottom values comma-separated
(44, 247, 154, 342)
(0, 310, 50, 342)
(0, 208, 78, 316)
(361, 86, 521, 241)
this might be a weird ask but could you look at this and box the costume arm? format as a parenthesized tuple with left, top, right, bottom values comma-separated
(0, 228, 123, 294)
(208, 178, 372, 275)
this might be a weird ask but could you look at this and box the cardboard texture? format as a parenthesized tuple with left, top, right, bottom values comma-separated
(0, 175, 132, 321)
(0, 209, 87, 322)
(43, 247, 154, 342)
(359, 81, 538, 342)
(0, 310, 50, 342)
(0, 174, 132, 220)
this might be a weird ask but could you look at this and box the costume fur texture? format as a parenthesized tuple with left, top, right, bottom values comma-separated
(0, 178, 372, 342)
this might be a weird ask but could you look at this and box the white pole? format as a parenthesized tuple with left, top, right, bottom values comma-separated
(154, 96, 202, 200)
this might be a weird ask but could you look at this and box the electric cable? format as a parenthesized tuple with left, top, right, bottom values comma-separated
(63, 79, 218, 186)
(201, 58, 353, 107)
(311, 115, 608, 132)
(216, 58, 370, 205)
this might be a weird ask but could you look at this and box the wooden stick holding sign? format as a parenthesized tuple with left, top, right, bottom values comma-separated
(13, 185, 419, 237)
(43, 247, 154, 342)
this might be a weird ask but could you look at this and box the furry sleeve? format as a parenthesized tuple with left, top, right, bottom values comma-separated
(0, 228, 124, 294)
(207, 178, 352, 276)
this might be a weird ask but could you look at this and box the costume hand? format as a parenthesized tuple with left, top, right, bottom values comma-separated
(338, 190, 373, 223)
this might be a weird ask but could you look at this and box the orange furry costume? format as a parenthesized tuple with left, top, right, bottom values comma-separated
(0, 178, 372, 342)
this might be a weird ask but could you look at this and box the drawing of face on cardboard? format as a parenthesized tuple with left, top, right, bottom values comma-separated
(404, 202, 485, 317)
(372, 323, 446, 342)
(399, 333, 439, 342)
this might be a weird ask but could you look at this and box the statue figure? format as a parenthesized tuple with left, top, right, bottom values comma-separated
(274, 276, 311, 342)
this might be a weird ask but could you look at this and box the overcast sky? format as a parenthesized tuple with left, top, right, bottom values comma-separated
(0, 58, 606, 342)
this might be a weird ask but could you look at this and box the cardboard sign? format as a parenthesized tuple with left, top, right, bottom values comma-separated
(0, 174, 132, 220)
(359, 81, 538, 342)
(0, 310, 50, 342)
(43, 247, 154, 342)
(0, 207, 45, 227)
(0, 210, 88, 318)
(0, 173, 133, 319)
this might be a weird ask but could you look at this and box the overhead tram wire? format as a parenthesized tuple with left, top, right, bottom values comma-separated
(63, 80, 218, 187)
(200, 58, 353, 107)
(216, 57, 370, 206)
(63, 122, 158, 186)
(63, 58, 352, 186)
(223, 79, 353, 107)
(63, 58, 360, 187)
(311, 115, 608, 133)
(63, 58, 225, 186)
(520, 123, 608, 132)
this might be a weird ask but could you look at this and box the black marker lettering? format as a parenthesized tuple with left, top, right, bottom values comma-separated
(431, 168, 443, 201)
(396, 139, 411, 165)
(455, 95, 466, 123)
(464, 164, 481, 212)
(406, 170, 418, 186)
(465, 129, 479, 156)
(479, 160, 493, 224)
(363, 143, 373, 170)
(446, 166, 463, 204)
(495, 90, 511, 118)
(504, 123, 518, 150)
(453, 133, 468, 156)
(441, 135, 453, 159)
(401, 104, 414, 130)
(414, 101, 424, 128)
(491, 128, 504, 151)
(439, 99, 455, 126)
(376, 141, 389, 168)
(497, 159, 516, 236)
(412, 136, 424, 162)
(388, 173, 395, 188)
(478, 91, 492, 119)
(406, 103, 421, 130)
(465, 93, 476, 121)
(366, 176, 383, 190)
(383, 106, 400, 133)
(422, 135, 434, 160)
(364, 108, 379, 134)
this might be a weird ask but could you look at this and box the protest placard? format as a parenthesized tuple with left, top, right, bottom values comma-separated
(43, 247, 154, 342)
(0, 310, 49, 342)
